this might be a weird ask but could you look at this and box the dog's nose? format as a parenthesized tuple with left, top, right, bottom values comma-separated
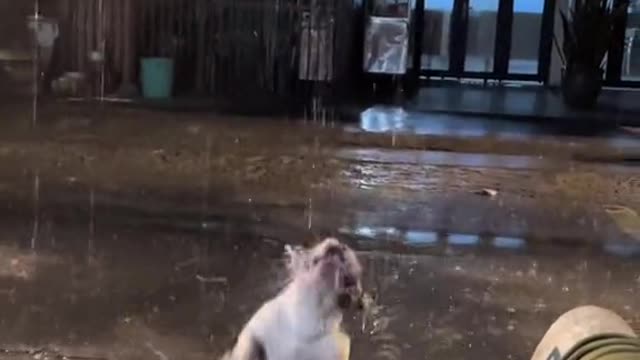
(324, 245, 344, 259)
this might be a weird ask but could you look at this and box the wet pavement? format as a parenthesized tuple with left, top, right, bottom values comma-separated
(410, 86, 640, 127)
(0, 101, 639, 360)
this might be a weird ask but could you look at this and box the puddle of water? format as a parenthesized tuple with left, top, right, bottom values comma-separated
(358, 106, 542, 139)
(338, 148, 554, 170)
(0, 157, 637, 360)
(0, 184, 638, 360)
(359, 106, 408, 133)
(603, 241, 640, 257)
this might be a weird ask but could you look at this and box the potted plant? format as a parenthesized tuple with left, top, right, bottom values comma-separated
(558, 0, 629, 109)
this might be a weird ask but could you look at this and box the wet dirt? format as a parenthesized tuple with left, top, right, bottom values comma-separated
(0, 102, 638, 360)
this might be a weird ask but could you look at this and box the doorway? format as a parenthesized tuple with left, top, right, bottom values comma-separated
(411, 0, 556, 83)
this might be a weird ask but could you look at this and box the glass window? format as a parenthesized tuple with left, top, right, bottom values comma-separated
(421, 0, 454, 70)
(464, 0, 499, 72)
(508, 0, 544, 74)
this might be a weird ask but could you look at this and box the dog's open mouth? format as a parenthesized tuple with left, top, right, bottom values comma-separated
(342, 274, 357, 288)
(336, 274, 362, 310)
(336, 292, 353, 309)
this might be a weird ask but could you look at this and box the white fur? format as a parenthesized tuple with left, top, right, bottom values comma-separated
(222, 238, 360, 360)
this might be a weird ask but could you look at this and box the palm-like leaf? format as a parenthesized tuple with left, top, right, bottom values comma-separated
(559, 0, 630, 69)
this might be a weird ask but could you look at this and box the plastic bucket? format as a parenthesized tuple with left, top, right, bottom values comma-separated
(140, 57, 174, 99)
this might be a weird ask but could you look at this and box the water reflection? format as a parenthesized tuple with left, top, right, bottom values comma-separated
(352, 226, 401, 239)
(338, 148, 553, 170)
(405, 230, 438, 247)
(360, 106, 408, 133)
(344, 224, 639, 259)
(447, 233, 480, 246)
(359, 105, 540, 139)
(346, 226, 528, 253)
(493, 236, 526, 250)
(358, 106, 640, 146)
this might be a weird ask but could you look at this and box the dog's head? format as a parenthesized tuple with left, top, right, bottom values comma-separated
(294, 238, 363, 311)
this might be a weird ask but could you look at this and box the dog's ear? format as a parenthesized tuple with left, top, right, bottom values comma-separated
(253, 338, 267, 360)
(227, 334, 267, 360)
(285, 244, 310, 276)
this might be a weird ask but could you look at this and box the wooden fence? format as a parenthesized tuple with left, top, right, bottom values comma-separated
(51, 0, 362, 104)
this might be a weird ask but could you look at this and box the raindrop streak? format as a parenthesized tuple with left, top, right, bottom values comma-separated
(199, 135, 212, 273)
(31, 172, 40, 250)
(307, 197, 313, 230)
(312, 96, 318, 123)
(98, 0, 106, 101)
(88, 188, 95, 255)
(201, 135, 212, 229)
(31, 0, 40, 128)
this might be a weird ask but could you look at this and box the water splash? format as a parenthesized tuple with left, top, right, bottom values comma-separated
(307, 197, 313, 230)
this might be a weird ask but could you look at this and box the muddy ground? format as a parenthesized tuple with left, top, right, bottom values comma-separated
(0, 101, 638, 360)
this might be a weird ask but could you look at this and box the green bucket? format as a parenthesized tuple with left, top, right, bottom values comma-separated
(140, 57, 174, 99)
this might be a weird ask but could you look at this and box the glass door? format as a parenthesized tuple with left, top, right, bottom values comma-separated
(464, 0, 499, 72)
(420, 0, 455, 71)
(622, 1, 640, 81)
(603, 0, 640, 86)
(412, 0, 555, 82)
(509, 0, 545, 74)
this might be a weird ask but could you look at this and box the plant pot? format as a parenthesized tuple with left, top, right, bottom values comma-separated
(561, 65, 603, 109)
(140, 57, 174, 99)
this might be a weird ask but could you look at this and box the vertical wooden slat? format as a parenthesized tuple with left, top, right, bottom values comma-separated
(60, 0, 71, 72)
(46, 0, 344, 99)
(74, 0, 81, 71)
(194, 0, 205, 93)
(85, 0, 94, 72)
(120, 0, 135, 88)
(113, 0, 122, 72)
(149, 0, 156, 56)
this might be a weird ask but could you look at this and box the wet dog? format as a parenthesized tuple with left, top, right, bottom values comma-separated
(222, 238, 363, 360)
